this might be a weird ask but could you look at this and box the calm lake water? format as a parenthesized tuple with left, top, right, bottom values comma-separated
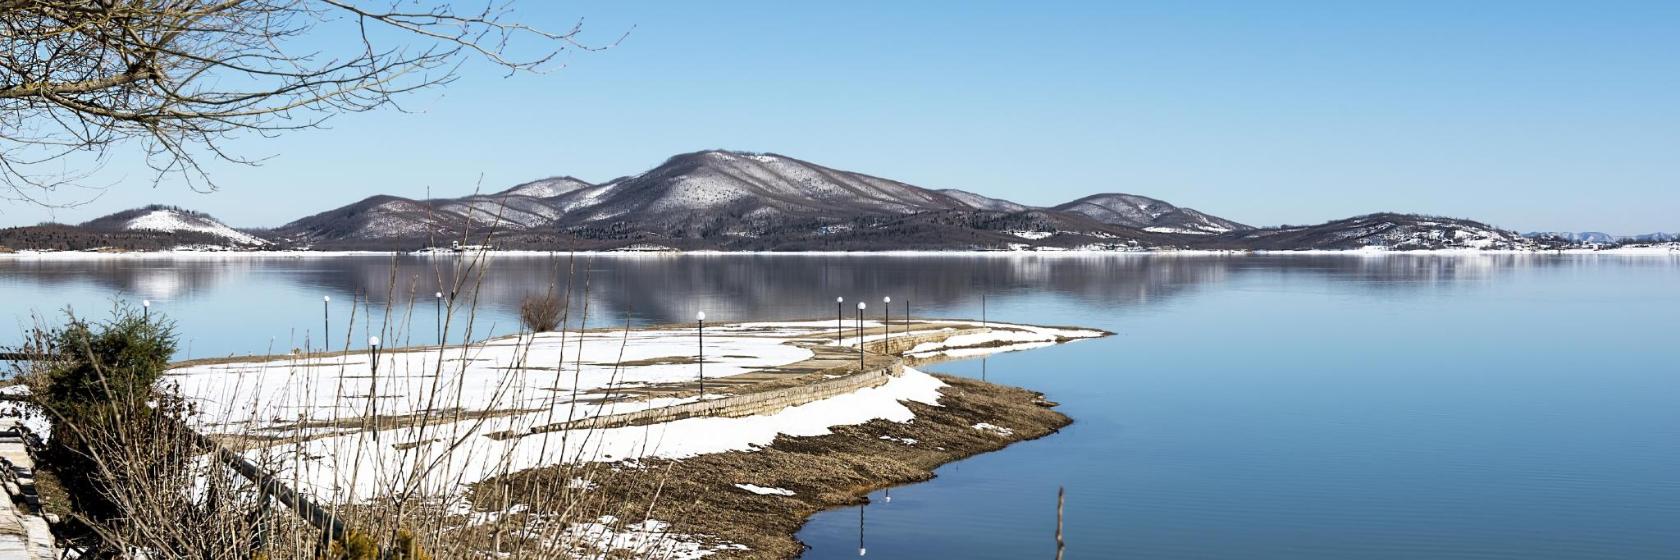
(3, 253, 1677, 558)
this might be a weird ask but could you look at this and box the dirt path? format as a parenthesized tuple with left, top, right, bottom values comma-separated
(597, 322, 972, 402)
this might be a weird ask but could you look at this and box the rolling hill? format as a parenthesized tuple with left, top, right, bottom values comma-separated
(0, 150, 1598, 253)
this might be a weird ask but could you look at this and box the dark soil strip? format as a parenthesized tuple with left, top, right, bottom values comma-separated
(473, 374, 1070, 559)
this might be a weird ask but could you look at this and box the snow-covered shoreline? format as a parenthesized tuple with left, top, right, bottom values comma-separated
(2, 246, 1677, 260)
(157, 319, 1104, 503)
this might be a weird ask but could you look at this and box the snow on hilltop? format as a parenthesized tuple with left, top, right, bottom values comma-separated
(495, 176, 593, 198)
(1053, 193, 1249, 235)
(1524, 231, 1678, 245)
(265, 150, 1258, 248)
(1220, 213, 1535, 251)
(937, 188, 1030, 212)
(567, 150, 971, 227)
(235, 149, 1556, 253)
(81, 205, 269, 246)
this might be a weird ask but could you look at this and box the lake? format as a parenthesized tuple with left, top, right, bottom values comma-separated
(3, 253, 1677, 558)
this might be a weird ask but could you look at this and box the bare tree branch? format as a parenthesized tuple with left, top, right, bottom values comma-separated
(0, 0, 621, 205)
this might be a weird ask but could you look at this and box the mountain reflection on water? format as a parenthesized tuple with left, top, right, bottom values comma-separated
(4, 253, 1678, 559)
(0, 253, 1591, 342)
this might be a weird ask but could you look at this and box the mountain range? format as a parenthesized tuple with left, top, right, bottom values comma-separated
(0, 150, 1662, 253)
(1522, 231, 1677, 245)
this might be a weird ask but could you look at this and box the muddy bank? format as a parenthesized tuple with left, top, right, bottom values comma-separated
(473, 374, 1070, 558)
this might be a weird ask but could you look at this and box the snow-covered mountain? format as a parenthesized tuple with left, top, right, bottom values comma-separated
(553, 151, 971, 232)
(1524, 231, 1676, 244)
(1052, 193, 1249, 234)
(1627, 232, 1678, 243)
(1220, 213, 1534, 251)
(81, 205, 269, 246)
(272, 195, 449, 243)
(277, 150, 988, 243)
(937, 188, 1031, 212)
(1523, 231, 1619, 244)
(275, 150, 1257, 247)
(11, 150, 1559, 253)
(497, 176, 592, 198)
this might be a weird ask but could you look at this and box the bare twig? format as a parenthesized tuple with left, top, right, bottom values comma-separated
(0, 1, 620, 202)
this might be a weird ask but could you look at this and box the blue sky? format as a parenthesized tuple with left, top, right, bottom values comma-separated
(5, 1, 1677, 232)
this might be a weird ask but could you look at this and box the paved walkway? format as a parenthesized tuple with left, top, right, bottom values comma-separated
(599, 322, 964, 402)
(0, 428, 54, 560)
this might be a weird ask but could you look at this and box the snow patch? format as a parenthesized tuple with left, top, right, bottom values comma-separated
(125, 209, 269, 246)
(0, 385, 49, 436)
(734, 484, 795, 496)
(563, 515, 742, 559)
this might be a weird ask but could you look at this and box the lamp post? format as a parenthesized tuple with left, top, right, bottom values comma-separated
(882, 296, 891, 354)
(368, 336, 381, 441)
(835, 296, 844, 346)
(434, 291, 444, 345)
(858, 500, 867, 557)
(141, 299, 150, 321)
(856, 302, 866, 371)
(322, 295, 331, 352)
(697, 311, 706, 398)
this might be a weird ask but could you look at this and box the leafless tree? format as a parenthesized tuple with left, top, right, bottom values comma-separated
(0, 1, 618, 204)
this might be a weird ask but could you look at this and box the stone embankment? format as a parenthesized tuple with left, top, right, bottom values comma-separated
(0, 425, 56, 559)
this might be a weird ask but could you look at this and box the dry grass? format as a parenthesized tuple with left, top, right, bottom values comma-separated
(478, 374, 1071, 559)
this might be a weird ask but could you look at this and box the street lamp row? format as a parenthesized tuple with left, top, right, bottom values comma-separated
(835, 296, 910, 371)
(299, 294, 904, 411)
(317, 291, 450, 352)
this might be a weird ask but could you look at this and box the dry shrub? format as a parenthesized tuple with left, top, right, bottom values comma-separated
(520, 294, 561, 332)
(19, 306, 317, 557)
